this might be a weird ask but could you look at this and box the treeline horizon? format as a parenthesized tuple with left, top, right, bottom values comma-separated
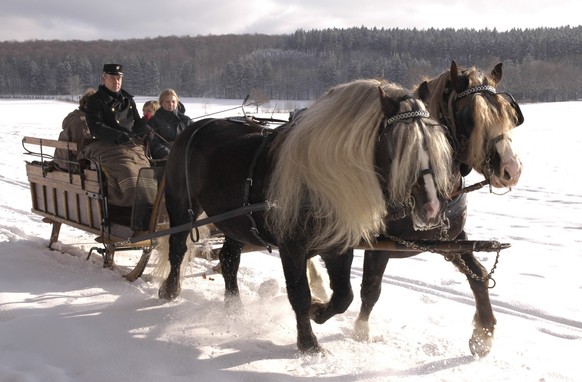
(1, 25, 581, 102)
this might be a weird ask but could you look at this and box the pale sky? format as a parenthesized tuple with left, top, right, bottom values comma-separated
(1, 0, 579, 42)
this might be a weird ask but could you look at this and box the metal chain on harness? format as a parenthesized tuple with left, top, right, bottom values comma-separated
(383, 232, 501, 288)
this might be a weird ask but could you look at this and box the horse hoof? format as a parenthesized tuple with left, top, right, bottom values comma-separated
(353, 319, 370, 342)
(224, 295, 243, 312)
(158, 289, 180, 301)
(310, 299, 329, 324)
(297, 332, 323, 355)
(299, 343, 326, 356)
(469, 327, 494, 358)
(158, 280, 181, 301)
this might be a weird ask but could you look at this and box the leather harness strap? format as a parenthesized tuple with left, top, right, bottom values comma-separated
(243, 128, 279, 252)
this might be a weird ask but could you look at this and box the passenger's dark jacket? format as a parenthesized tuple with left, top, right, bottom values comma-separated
(146, 108, 193, 159)
(85, 85, 147, 145)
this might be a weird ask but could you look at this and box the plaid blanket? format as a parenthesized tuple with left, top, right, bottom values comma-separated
(79, 141, 151, 207)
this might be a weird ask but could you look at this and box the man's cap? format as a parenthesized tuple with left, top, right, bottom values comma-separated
(103, 64, 123, 75)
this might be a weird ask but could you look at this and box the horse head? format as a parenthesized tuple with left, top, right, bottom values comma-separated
(445, 60, 524, 188)
(377, 82, 453, 231)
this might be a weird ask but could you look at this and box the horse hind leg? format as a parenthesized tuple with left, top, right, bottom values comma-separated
(452, 251, 497, 358)
(158, 230, 190, 300)
(219, 236, 244, 310)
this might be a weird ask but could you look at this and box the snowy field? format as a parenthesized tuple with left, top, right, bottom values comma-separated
(0, 97, 581, 381)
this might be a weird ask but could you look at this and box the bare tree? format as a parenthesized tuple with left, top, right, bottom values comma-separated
(249, 87, 270, 113)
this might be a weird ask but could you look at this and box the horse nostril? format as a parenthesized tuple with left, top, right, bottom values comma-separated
(423, 201, 439, 220)
(503, 169, 512, 180)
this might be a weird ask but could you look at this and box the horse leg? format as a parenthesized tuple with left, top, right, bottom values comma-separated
(158, 230, 189, 300)
(279, 244, 321, 353)
(354, 250, 390, 341)
(450, 247, 496, 357)
(219, 236, 244, 310)
(310, 250, 354, 324)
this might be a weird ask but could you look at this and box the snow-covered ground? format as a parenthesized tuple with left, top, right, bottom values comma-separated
(0, 98, 580, 381)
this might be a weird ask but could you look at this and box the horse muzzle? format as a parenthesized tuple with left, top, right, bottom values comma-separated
(411, 198, 446, 231)
(490, 156, 522, 188)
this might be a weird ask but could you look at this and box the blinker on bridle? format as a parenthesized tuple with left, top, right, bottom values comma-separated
(455, 84, 524, 127)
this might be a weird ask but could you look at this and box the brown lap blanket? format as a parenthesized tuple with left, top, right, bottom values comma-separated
(79, 141, 151, 207)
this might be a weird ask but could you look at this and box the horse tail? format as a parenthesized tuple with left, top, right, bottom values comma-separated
(307, 257, 330, 302)
(150, 213, 215, 281)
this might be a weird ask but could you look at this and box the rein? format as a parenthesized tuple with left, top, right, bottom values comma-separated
(119, 201, 275, 246)
(449, 179, 489, 198)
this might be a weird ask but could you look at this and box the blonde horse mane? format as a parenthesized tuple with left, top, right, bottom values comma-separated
(267, 79, 452, 252)
(423, 66, 517, 172)
(385, 102, 453, 207)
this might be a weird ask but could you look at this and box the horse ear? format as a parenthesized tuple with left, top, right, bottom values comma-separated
(450, 60, 459, 79)
(450, 60, 467, 93)
(378, 86, 399, 117)
(417, 81, 430, 104)
(491, 63, 503, 84)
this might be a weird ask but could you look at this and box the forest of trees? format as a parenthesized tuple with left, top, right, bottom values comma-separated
(1, 26, 581, 103)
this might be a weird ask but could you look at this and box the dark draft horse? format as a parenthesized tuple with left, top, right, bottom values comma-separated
(158, 78, 454, 353)
(345, 61, 524, 358)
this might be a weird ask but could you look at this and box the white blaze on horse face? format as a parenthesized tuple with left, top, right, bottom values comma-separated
(492, 138, 522, 188)
(419, 147, 440, 220)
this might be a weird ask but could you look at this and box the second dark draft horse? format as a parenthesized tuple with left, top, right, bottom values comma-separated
(348, 61, 524, 358)
(159, 79, 454, 353)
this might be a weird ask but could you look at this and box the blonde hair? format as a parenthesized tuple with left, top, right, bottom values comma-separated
(158, 88, 179, 104)
(143, 100, 160, 114)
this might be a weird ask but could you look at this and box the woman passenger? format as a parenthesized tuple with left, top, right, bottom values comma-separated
(146, 89, 193, 160)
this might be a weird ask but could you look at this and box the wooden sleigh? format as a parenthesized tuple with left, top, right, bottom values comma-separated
(22, 136, 168, 281)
